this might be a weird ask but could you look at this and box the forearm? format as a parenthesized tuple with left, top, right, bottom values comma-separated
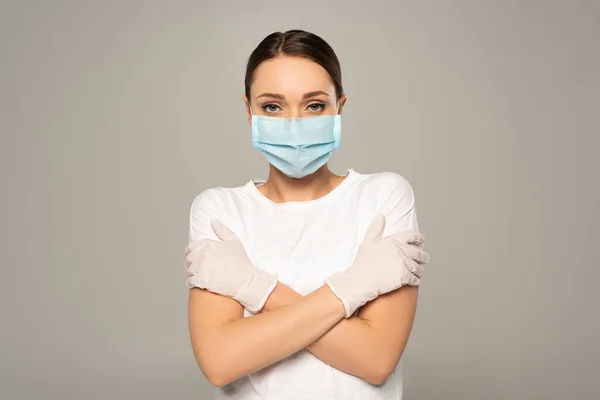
(262, 283, 413, 384)
(262, 284, 378, 376)
(194, 285, 345, 386)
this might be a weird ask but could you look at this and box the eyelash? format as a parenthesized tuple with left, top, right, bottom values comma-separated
(262, 102, 326, 114)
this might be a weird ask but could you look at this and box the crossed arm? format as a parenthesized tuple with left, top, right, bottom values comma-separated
(188, 174, 422, 387)
(188, 280, 418, 387)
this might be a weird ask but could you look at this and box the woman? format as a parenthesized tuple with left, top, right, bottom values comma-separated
(184, 30, 430, 400)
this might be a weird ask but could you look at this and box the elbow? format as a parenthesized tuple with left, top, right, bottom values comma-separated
(204, 369, 232, 388)
(365, 370, 392, 386)
(196, 351, 237, 388)
(364, 359, 398, 386)
(200, 360, 235, 388)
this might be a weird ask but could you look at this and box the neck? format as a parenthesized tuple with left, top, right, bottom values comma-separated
(258, 165, 346, 203)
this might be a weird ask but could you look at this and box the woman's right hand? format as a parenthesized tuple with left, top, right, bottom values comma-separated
(324, 214, 430, 318)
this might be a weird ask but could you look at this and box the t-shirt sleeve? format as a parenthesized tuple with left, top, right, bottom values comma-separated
(188, 189, 222, 242)
(378, 173, 420, 237)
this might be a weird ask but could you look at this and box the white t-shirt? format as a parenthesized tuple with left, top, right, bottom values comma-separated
(188, 168, 419, 400)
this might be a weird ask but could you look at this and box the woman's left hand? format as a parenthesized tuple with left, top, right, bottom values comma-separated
(185, 220, 278, 314)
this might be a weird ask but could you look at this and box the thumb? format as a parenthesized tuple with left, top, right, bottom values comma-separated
(364, 214, 386, 241)
(211, 219, 238, 242)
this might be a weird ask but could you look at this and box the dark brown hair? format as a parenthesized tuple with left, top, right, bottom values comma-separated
(244, 30, 343, 102)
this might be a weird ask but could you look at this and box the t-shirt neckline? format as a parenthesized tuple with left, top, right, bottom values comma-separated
(246, 168, 357, 207)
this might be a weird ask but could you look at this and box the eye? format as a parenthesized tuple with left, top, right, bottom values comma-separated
(306, 103, 325, 113)
(262, 103, 282, 114)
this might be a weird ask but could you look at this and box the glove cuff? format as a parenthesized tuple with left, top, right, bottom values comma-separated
(236, 268, 278, 314)
(324, 272, 377, 318)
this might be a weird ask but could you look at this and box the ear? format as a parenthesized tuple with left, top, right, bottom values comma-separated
(337, 93, 348, 115)
(243, 95, 252, 125)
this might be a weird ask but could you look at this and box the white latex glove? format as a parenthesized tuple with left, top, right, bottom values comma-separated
(324, 214, 430, 318)
(185, 219, 278, 314)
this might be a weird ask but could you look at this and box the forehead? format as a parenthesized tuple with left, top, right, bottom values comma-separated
(250, 56, 335, 98)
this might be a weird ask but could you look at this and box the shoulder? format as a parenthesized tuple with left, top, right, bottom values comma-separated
(348, 170, 419, 234)
(190, 187, 227, 213)
(188, 184, 250, 241)
(189, 183, 248, 217)
(367, 171, 413, 191)
(359, 171, 415, 201)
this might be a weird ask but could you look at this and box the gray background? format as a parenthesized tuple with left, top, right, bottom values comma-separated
(1, 1, 599, 399)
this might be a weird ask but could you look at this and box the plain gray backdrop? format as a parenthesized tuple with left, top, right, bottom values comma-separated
(1, 1, 599, 399)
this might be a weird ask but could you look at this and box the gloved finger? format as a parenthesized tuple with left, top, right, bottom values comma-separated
(185, 275, 206, 289)
(185, 241, 200, 256)
(364, 214, 386, 241)
(405, 274, 420, 287)
(390, 240, 430, 264)
(185, 238, 213, 256)
(185, 238, 215, 255)
(389, 230, 425, 246)
(403, 245, 430, 265)
(211, 219, 239, 242)
(185, 241, 213, 266)
(404, 259, 425, 279)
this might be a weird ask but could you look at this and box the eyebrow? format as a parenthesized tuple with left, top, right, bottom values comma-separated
(256, 91, 331, 100)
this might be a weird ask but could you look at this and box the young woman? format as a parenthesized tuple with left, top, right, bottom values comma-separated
(184, 30, 430, 400)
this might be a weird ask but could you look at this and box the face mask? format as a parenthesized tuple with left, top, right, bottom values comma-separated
(250, 107, 342, 179)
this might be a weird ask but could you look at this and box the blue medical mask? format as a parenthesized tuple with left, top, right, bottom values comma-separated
(250, 107, 342, 179)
